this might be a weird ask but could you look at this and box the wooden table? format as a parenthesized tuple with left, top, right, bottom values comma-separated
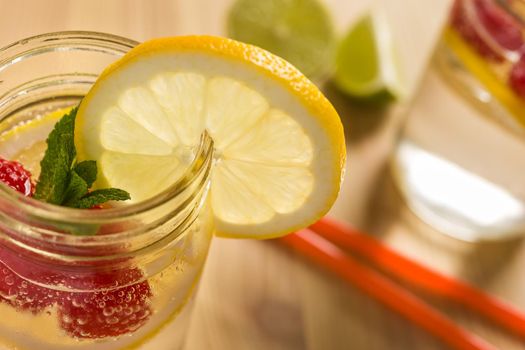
(1, 0, 524, 349)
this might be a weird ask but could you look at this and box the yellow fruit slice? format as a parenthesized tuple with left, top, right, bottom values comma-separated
(0, 107, 72, 177)
(443, 28, 525, 130)
(75, 35, 346, 238)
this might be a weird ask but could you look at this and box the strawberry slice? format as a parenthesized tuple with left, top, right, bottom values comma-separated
(451, 0, 524, 61)
(57, 269, 152, 339)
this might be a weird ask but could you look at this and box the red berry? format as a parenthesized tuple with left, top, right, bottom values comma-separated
(0, 245, 152, 338)
(0, 260, 60, 313)
(509, 55, 525, 98)
(0, 157, 34, 196)
(57, 269, 152, 339)
(476, 0, 523, 51)
(0, 158, 48, 312)
(0, 245, 66, 313)
(451, 0, 523, 61)
(0, 158, 152, 338)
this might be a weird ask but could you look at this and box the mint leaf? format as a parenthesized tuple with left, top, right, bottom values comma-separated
(74, 161, 97, 188)
(34, 107, 77, 204)
(63, 170, 89, 207)
(34, 105, 131, 219)
(61, 223, 100, 236)
(72, 189, 131, 209)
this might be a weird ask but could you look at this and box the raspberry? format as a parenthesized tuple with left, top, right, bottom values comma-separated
(451, 0, 523, 61)
(0, 243, 65, 313)
(0, 260, 61, 313)
(57, 269, 152, 339)
(0, 157, 34, 196)
(0, 158, 49, 312)
(0, 246, 153, 338)
(509, 55, 525, 98)
(0, 157, 152, 338)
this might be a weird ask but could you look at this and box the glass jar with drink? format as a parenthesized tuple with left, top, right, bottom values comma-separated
(0, 29, 346, 349)
(0, 32, 215, 349)
(392, 0, 525, 241)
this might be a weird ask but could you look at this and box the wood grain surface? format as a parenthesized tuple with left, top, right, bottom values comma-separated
(2, 0, 524, 349)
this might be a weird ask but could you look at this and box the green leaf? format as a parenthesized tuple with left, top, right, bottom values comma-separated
(52, 221, 101, 236)
(34, 107, 77, 204)
(72, 188, 131, 209)
(33, 105, 131, 215)
(74, 160, 97, 188)
(63, 170, 89, 207)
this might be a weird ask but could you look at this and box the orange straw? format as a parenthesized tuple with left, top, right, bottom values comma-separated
(311, 217, 525, 340)
(280, 229, 496, 350)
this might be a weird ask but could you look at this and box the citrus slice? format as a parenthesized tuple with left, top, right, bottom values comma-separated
(334, 10, 404, 100)
(75, 35, 346, 238)
(443, 28, 525, 131)
(226, 0, 336, 81)
(0, 107, 71, 177)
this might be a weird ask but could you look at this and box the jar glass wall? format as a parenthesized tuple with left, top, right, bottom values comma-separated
(0, 32, 215, 349)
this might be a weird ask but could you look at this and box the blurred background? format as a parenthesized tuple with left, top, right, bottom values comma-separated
(2, 0, 525, 349)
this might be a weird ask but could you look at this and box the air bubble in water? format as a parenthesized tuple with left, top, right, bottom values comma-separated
(72, 299, 83, 308)
(103, 306, 115, 317)
(62, 314, 73, 324)
(123, 307, 133, 316)
(76, 316, 88, 325)
(4, 275, 14, 286)
(107, 316, 119, 325)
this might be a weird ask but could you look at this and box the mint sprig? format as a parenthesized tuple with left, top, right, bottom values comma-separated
(34, 107, 130, 208)
(73, 188, 131, 209)
(74, 160, 97, 188)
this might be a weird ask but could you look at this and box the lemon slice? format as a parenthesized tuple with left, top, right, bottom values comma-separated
(0, 107, 71, 177)
(75, 36, 346, 238)
(334, 10, 404, 100)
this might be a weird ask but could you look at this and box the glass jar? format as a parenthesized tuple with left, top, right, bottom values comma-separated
(0, 32, 215, 349)
(391, 0, 525, 241)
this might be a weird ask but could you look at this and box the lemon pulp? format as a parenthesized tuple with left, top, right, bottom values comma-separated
(75, 35, 346, 238)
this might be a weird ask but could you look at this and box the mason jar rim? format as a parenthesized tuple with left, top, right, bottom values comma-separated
(0, 31, 215, 244)
(0, 30, 139, 68)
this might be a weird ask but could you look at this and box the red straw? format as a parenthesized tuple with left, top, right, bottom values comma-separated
(311, 217, 525, 340)
(280, 229, 496, 350)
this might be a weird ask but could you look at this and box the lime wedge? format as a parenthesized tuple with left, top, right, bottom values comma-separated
(334, 10, 404, 101)
(226, 0, 336, 81)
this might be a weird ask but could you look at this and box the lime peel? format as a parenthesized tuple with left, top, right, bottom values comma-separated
(334, 9, 405, 101)
(227, 0, 336, 81)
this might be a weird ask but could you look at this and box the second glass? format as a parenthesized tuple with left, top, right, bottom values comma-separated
(392, 0, 525, 241)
